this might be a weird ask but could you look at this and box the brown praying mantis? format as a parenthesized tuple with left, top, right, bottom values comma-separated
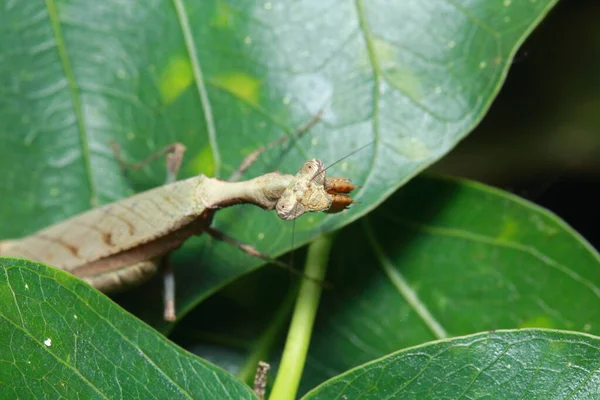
(0, 112, 362, 321)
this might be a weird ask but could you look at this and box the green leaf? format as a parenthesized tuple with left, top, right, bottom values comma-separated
(0, 258, 256, 399)
(0, 0, 558, 326)
(300, 176, 600, 391)
(303, 329, 600, 399)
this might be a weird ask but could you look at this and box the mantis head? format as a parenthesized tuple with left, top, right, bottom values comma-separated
(276, 159, 358, 220)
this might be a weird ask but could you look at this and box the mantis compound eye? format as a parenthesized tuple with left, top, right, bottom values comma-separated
(276, 201, 304, 221)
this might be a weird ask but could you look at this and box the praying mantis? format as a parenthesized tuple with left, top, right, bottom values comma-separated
(0, 112, 361, 321)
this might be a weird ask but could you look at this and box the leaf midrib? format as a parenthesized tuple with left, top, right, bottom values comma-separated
(45, 0, 96, 206)
(171, 0, 221, 176)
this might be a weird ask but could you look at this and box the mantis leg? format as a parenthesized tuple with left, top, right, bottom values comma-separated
(227, 108, 325, 182)
(111, 143, 186, 320)
(204, 226, 328, 287)
(111, 142, 186, 184)
(161, 255, 177, 321)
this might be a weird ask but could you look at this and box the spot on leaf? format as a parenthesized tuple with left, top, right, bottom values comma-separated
(372, 39, 423, 99)
(394, 137, 430, 161)
(212, 1, 234, 28)
(187, 145, 215, 177)
(160, 57, 193, 104)
(212, 72, 261, 105)
(520, 315, 554, 329)
(497, 218, 518, 241)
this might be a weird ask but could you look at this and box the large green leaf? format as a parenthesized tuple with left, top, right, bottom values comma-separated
(0, 0, 558, 325)
(301, 175, 600, 391)
(0, 258, 256, 399)
(304, 329, 600, 399)
(5, 258, 600, 399)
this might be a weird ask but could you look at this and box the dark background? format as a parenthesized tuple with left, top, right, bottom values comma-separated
(432, 0, 600, 250)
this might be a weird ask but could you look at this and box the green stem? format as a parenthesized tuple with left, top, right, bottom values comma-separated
(269, 234, 333, 400)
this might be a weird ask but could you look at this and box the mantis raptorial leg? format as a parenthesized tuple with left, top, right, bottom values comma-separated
(0, 111, 360, 321)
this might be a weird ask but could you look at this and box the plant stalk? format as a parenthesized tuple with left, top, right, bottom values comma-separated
(269, 234, 333, 400)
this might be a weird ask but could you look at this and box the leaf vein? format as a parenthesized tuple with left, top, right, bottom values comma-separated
(44, 0, 96, 206)
(364, 218, 449, 340)
(0, 314, 111, 399)
(172, 0, 221, 176)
